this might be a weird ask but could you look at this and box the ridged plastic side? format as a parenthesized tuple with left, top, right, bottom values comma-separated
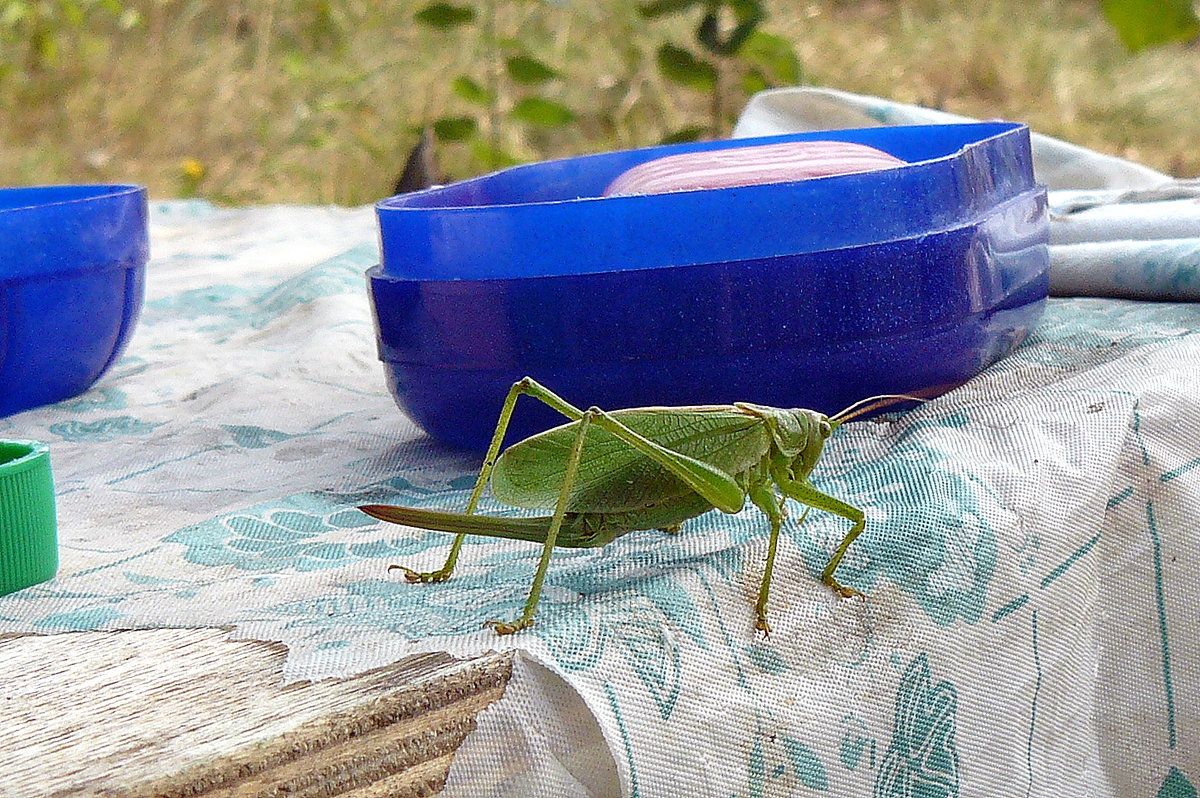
(0, 443, 57, 596)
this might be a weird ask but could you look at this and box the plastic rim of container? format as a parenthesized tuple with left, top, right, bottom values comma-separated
(0, 184, 148, 282)
(0, 440, 57, 596)
(374, 122, 1037, 281)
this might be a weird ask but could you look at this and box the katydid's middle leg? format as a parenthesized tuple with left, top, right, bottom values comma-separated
(487, 408, 595, 635)
(393, 377, 587, 584)
(747, 480, 785, 634)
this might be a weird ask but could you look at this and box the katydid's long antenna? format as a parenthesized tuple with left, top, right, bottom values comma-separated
(830, 394, 928, 426)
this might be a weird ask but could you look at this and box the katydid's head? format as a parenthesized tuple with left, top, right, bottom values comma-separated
(829, 393, 927, 430)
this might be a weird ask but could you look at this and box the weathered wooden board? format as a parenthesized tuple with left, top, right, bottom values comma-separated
(0, 628, 512, 797)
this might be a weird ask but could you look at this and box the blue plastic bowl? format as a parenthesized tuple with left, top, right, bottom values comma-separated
(370, 123, 1048, 451)
(0, 185, 148, 417)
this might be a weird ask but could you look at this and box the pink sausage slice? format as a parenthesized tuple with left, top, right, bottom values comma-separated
(603, 140, 906, 197)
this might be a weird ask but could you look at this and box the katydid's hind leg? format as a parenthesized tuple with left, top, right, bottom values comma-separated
(394, 377, 585, 585)
(780, 478, 867, 600)
(486, 408, 595, 635)
(747, 481, 786, 634)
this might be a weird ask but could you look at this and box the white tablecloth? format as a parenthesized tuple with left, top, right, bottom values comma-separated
(0, 92, 1197, 797)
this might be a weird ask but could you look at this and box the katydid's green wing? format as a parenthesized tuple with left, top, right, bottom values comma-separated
(490, 406, 771, 512)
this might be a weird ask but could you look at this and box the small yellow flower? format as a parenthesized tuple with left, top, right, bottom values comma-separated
(180, 158, 205, 181)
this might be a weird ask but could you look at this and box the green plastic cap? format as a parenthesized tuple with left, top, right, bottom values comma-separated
(0, 440, 57, 596)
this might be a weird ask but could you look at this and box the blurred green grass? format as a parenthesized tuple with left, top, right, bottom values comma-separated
(0, 0, 1195, 205)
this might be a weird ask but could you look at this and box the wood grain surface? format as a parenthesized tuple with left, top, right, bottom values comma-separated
(0, 628, 512, 797)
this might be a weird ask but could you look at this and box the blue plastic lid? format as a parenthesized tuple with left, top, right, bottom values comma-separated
(368, 122, 1048, 450)
(376, 122, 1036, 280)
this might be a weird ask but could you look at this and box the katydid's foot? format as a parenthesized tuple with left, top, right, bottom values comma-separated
(824, 578, 865, 600)
(659, 524, 682, 535)
(485, 617, 534, 635)
(388, 564, 452, 584)
(754, 616, 772, 637)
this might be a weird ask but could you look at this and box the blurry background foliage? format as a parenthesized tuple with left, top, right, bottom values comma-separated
(0, 0, 1195, 205)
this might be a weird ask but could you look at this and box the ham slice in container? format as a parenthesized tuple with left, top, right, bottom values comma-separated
(603, 140, 906, 197)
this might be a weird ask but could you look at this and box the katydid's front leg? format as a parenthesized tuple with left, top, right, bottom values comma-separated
(778, 476, 867, 599)
(747, 478, 821, 633)
(746, 478, 785, 635)
(394, 376, 587, 584)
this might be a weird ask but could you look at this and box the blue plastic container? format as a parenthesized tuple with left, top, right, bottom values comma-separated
(0, 185, 148, 417)
(370, 123, 1048, 451)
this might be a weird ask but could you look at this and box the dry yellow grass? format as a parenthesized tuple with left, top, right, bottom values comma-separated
(0, 0, 1195, 205)
(783, 0, 1200, 174)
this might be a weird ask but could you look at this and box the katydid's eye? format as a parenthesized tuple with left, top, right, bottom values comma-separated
(820, 420, 833, 438)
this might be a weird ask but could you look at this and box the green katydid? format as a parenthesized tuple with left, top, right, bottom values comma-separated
(360, 377, 919, 635)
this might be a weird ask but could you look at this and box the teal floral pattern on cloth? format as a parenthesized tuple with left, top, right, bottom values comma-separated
(164, 495, 394, 572)
(48, 415, 162, 442)
(0, 200, 1196, 797)
(1158, 768, 1197, 798)
(790, 419, 1001, 627)
(874, 654, 960, 798)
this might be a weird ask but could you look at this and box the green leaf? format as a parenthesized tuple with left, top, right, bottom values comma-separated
(432, 116, 478, 142)
(281, 51, 310, 80)
(738, 30, 802, 86)
(1100, 0, 1199, 51)
(63, 3, 84, 27)
(655, 43, 717, 90)
(660, 125, 708, 144)
(470, 139, 522, 169)
(451, 75, 493, 105)
(505, 54, 559, 85)
(34, 32, 57, 65)
(638, 0, 705, 19)
(740, 67, 770, 96)
(413, 2, 475, 29)
(0, 4, 27, 28)
(509, 96, 576, 127)
(728, 0, 766, 15)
